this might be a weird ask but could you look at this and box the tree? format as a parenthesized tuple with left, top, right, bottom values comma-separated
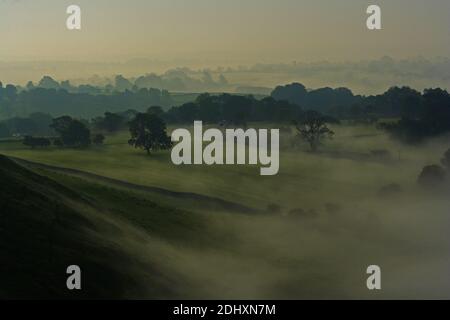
(147, 106, 164, 117)
(221, 94, 252, 128)
(93, 112, 125, 132)
(51, 116, 91, 147)
(50, 116, 73, 134)
(38, 76, 60, 89)
(128, 113, 172, 155)
(293, 110, 334, 151)
(62, 120, 91, 147)
(271, 83, 307, 106)
(381, 88, 450, 143)
(383, 86, 422, 118)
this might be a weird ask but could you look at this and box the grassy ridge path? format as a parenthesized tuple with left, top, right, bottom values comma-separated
(8, 155, 260, 214)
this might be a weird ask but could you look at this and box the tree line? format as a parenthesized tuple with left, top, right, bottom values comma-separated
(2, 80, 450, 144)
(0, 81, 173, 119)
(20, 116, 105, 149)
(272, 83, 450, 142)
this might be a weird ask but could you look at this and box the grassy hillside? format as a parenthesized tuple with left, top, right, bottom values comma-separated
(0, 154, 222, 299)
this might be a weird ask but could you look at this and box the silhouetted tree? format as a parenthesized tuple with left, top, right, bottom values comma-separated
(379, 88, 450, 143)
(38, 76, 60, 90)
(93, 112, 125, 132)
(293, 110, 334, 151)
(50, 116, 73, 134)
(271, 83, 307, 106)
(62, 120, 91, 147)
(221, 94, 252, 128)
(128, 113, 171, 155)
(147, 106, 164, 117)
(271, 83, 359, 114)
(51, 116, 91, 147)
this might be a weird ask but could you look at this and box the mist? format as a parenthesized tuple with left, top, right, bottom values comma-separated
(96, 128, 450, 299)
(1, 57, 449, 95)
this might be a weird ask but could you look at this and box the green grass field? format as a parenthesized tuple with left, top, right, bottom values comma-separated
(1, 123, 450, 298)
(0, 123, 446, 211)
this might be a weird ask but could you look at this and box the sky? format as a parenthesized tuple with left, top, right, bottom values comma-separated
(0, 0, 449, 64)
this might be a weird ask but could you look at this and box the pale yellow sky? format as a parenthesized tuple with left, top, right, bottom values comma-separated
(0, 0, 449, 64)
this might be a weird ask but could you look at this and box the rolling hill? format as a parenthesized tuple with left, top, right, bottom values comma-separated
(0, 154, 210, 299)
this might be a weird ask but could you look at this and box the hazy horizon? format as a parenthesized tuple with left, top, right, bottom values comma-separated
(1, 0, 449, 62)
(1, 0, 449, 94)
(1, 56, 450, 96)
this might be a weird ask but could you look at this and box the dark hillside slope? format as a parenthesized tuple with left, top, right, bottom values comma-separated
(0, 155, 170, 299)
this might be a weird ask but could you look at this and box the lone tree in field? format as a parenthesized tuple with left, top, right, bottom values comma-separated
(128, 113, 172, 155)
(293, 110, 334, 151)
